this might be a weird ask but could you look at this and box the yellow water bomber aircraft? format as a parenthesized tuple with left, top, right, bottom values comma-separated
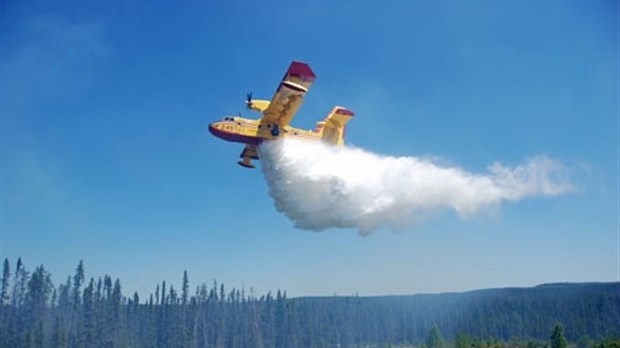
(208, 61, 354, 168)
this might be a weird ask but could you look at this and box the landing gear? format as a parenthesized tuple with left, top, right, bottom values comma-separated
(271, 124, 280, 137)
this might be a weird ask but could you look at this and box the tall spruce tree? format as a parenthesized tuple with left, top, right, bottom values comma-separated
(1, 259, 9, 306)
(25, 265, 52, 321)
(51, 315, 68, 348)
(71, 261, 85, 348)
(426, 326, 445, 348)
(551, 324, 568, 348)
(72, 261, 84, 310)
(13, 258, 28, 308)
(0, 259, 10, 341)
(456, 332, 471, 348)
(11, 258, 29, 347)
(182, 270, 189, 306)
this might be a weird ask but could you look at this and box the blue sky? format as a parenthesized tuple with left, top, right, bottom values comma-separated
(1, 0, 618, 297)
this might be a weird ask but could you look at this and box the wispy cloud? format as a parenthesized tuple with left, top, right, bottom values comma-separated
(2, 14, 107, 112)
(1, 14, 108, 234)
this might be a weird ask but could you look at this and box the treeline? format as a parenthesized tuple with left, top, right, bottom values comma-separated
(292, 283, 619, 345)
(0, 258, 618, 348)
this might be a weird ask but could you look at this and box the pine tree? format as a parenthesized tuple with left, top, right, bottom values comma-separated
(71, 261, 85, 348)
(181, 270, 190, 347)
(426, 326, 445, 348)
(12, 258, 29, 347)
(52, 315, 68, 348)
(72, 261, 84, 310)
(25, 265, 52, 323)
(550, 324, 568, 348)
(12, 258, 28, 308)
(161, 280, 167, 306)
(456, 332, 471, 348)
(0, 259, 10, 346)
(1, 259, 9, 306)
(56, 277, 71, 329)
(82, 278, 95, 345)
(110, 278, 122, 345)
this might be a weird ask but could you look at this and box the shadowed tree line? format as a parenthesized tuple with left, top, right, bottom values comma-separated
(0, 258, 618, 348)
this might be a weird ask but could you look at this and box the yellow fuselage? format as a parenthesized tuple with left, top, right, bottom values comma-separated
(208, 116, 322, 146)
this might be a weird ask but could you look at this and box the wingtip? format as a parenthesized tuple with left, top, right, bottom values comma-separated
(288, 61, 316, 81)
(334, 106, 354, 117)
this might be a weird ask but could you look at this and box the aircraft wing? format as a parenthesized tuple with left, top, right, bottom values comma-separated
(260, 61, 316, 128)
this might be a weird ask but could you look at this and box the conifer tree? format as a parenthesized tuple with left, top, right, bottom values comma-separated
(12, 258, 28, 308)
(25, 265, 52, 322)
(11, 257, 29, 347)
(72, 261, 84, 310)
(82, 278, 95, 344)
(51, 315, 68, 348)
(426, 326, 445, 348)
(456, 332, 471, 348)
(550, 324, 568, 348)
(71, 261, 85, 348)
(1, 259, 9, 306)
(182, 270, 189, 306)
(0, 258, 10, 343)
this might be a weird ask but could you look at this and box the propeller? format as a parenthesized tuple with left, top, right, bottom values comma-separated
(245, 92, 253, 110)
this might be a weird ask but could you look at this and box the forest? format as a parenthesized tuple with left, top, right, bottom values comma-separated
(0, 258, 618, 348)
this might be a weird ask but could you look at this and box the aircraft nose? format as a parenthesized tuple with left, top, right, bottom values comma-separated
(208, 121, 228, 140)
(208, 122, 218, 136)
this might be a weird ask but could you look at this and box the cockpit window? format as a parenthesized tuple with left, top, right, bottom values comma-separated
(223, 117, 234, 121)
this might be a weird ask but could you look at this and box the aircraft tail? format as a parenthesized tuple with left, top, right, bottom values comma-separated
(315, 106, 354, 146)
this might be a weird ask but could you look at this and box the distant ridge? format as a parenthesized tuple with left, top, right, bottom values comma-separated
(296, 281, 619, 299)
(534, 281, 618, 288)
(292, 281, 620, 341)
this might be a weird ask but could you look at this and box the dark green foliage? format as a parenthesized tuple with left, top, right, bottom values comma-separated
(551, 324, 568, 348)
(597, 338, 620, 348)
(0, 258, 618, 348)
(455, 331, 471, 348)
(426, 326, 445, 348)
(0, 259, 10, 347)
(1, 259, 9, 306)
(72, 261, 84, 310)
(51, 315, 68, 348)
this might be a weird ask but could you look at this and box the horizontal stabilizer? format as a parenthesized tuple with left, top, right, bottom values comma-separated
(316, 106, 354, 146)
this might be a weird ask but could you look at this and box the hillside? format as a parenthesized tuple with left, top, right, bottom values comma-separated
(1, 258, 617, 347)
(293, 282, 619, 344)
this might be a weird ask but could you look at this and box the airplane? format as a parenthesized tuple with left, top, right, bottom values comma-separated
(208, 61, 354, 169)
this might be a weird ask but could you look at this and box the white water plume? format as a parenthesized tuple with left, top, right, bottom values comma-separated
(259, 139, 573, 235)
